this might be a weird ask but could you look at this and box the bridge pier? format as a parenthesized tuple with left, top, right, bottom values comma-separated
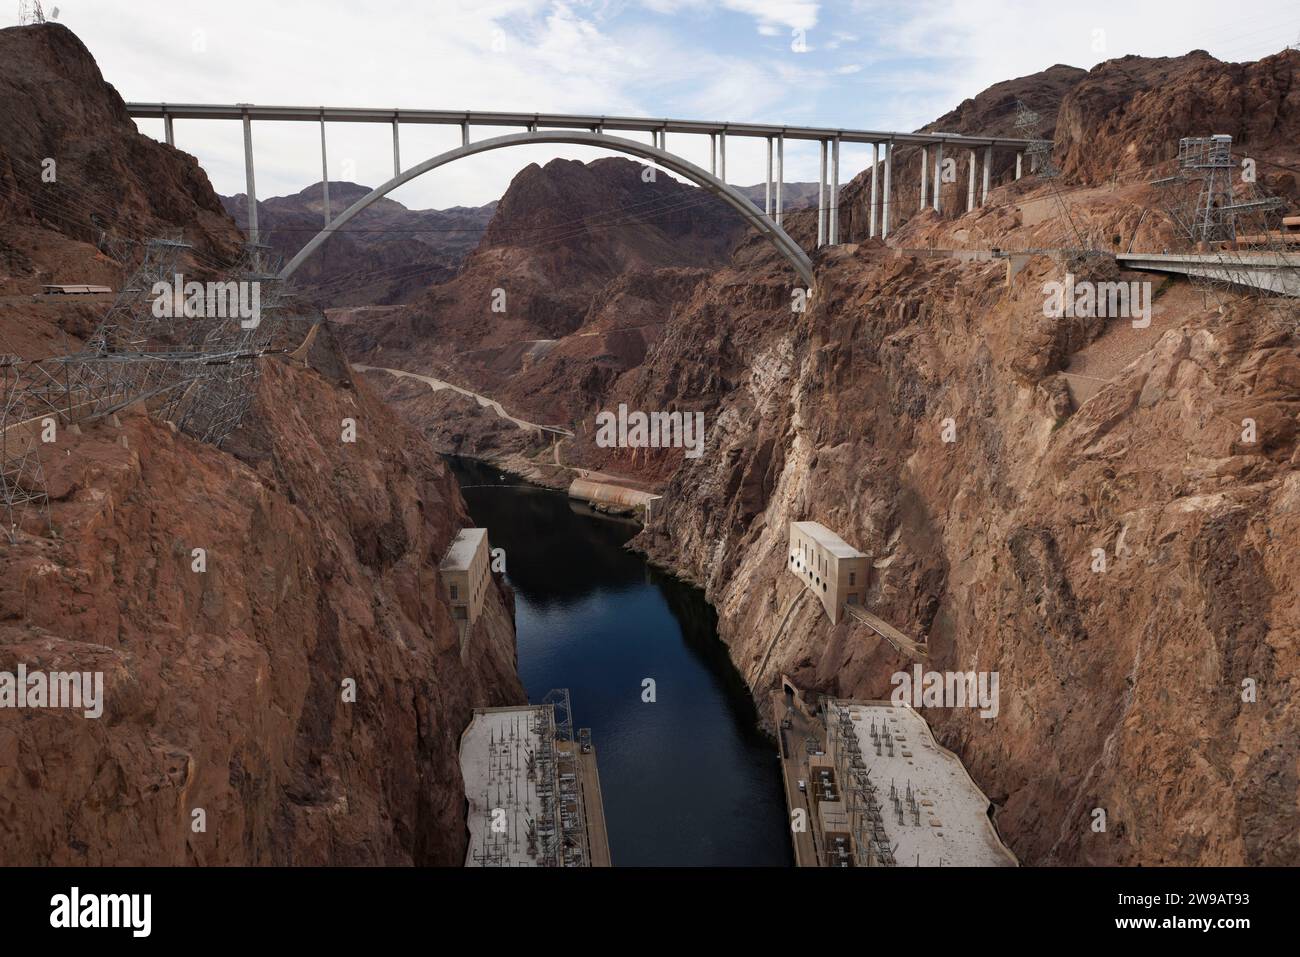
(982, 145, 992, 205)
(718, 131, 726, 182)
(765, 137, 773, 216)
(869, 142, 879, 239)
(882, 142, 892, 238)
(392, 118, 401, 176)
(920, 146, 928, 212)
(933, 142, 943, 213)
(163, 113, 174, 146)
(817, 140, 827, 247)
(320, 116, 330, 226)
(830, 137, 840, 245)
(967, 148, 976, 212)
(775, 134, 784, 227)
(241, 109, 258, 245)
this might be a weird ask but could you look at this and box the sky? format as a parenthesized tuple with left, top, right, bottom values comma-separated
(9, 0, 1300, 209)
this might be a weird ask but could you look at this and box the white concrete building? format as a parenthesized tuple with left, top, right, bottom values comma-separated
(440, 527, 490, 629)
(788, 521, 868, 624)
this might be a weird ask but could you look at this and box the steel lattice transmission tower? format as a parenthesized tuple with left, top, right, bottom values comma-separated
(0, 354, 51, 543)
(1154, 135, 1285, 247)
(1171, 136, 1237, 243)
(17, 1, 46, 24)
(1151, 133, 1298, 333)
(0, 234, 286, 542)
(1014, 100, 1058, 179)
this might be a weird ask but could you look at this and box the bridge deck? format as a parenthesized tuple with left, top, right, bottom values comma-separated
(125, 102, 1038, 149)
(1118, 251, 1300, 297)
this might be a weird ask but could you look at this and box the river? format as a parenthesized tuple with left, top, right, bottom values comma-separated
(448, 456, 792, 866)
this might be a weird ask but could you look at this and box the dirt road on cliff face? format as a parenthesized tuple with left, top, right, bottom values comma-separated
(354, 364, 573, 436)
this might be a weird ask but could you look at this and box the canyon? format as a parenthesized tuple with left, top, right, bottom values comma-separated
(335, 50, 1300, 866)
(0, 22, 523, 865)
(2, 17, 1297, 870)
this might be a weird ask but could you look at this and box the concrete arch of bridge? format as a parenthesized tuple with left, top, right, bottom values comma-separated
(277, 129, 815, 287)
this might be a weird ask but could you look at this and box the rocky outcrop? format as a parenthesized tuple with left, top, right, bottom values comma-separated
(0, 331, 523, 865)
(0, 22, 243, 286)
(0, 22, 524, 866)
(339, 156, 752, 443)
(629, 243, 1300, 866)
(1053, 49, 1300, 196)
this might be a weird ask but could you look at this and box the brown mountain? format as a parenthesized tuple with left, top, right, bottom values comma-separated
(0, 23, 242, 301)
(340, 155, 755, 434)
(221, 182, 496, 307)
(824, 49, 1300, 247)
(0, 22, 522, 865)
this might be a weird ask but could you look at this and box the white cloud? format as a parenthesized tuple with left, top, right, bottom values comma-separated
(639, 0, 817, 33)
(10, 0, 1296, 214)
(853, 0, 1300, 130)
(723, 0, 819, 32)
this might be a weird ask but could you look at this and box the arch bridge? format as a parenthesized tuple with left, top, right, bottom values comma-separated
(125, 102, 1040, 287)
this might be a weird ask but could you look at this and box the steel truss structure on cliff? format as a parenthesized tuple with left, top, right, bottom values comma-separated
(0, 353, 52, 543)
(1152, 134, 1300, 330)
(1013, 101, 1058, 180)
(0, 235, 283, 543)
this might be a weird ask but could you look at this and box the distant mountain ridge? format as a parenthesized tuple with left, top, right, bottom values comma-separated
(220, 181, 497, 306)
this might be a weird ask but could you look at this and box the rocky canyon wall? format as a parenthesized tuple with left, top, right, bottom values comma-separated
(0, 22, 524, 865)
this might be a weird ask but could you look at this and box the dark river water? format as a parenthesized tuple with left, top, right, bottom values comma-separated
(449, 457, 792, 866)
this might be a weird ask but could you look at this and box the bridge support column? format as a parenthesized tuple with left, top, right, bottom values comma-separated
(163, 113, 174, 147)
(830, 137, 840, 245)
(765, 137, 773, 216)
(967, 149, 977, 212)
(882, 142, 892, 239)
(320, 117, 330, 226)
(242, 111, 258, 245)
(933, 142, 943, 214)
(776, 134, 784, 227)
(392, 119, 401, 176)
(710, 133, 716, 176)
(920, 146, 928, 212)
(817, 140, 827, 247)
(718, 131, 726, 182)
(1016, 151, 1023, 180)
(461, 121, 470, 147)
(982, 145, 992, 205)
(869, 142, 879, 239)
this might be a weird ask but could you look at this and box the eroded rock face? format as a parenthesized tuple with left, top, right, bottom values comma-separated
(1053, 49, 1300, 197)
(0, 23, 243, 282)
(0, 335, 523, 865)
(0, 23, 524, 865)
(631, 243, 1299, 866)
